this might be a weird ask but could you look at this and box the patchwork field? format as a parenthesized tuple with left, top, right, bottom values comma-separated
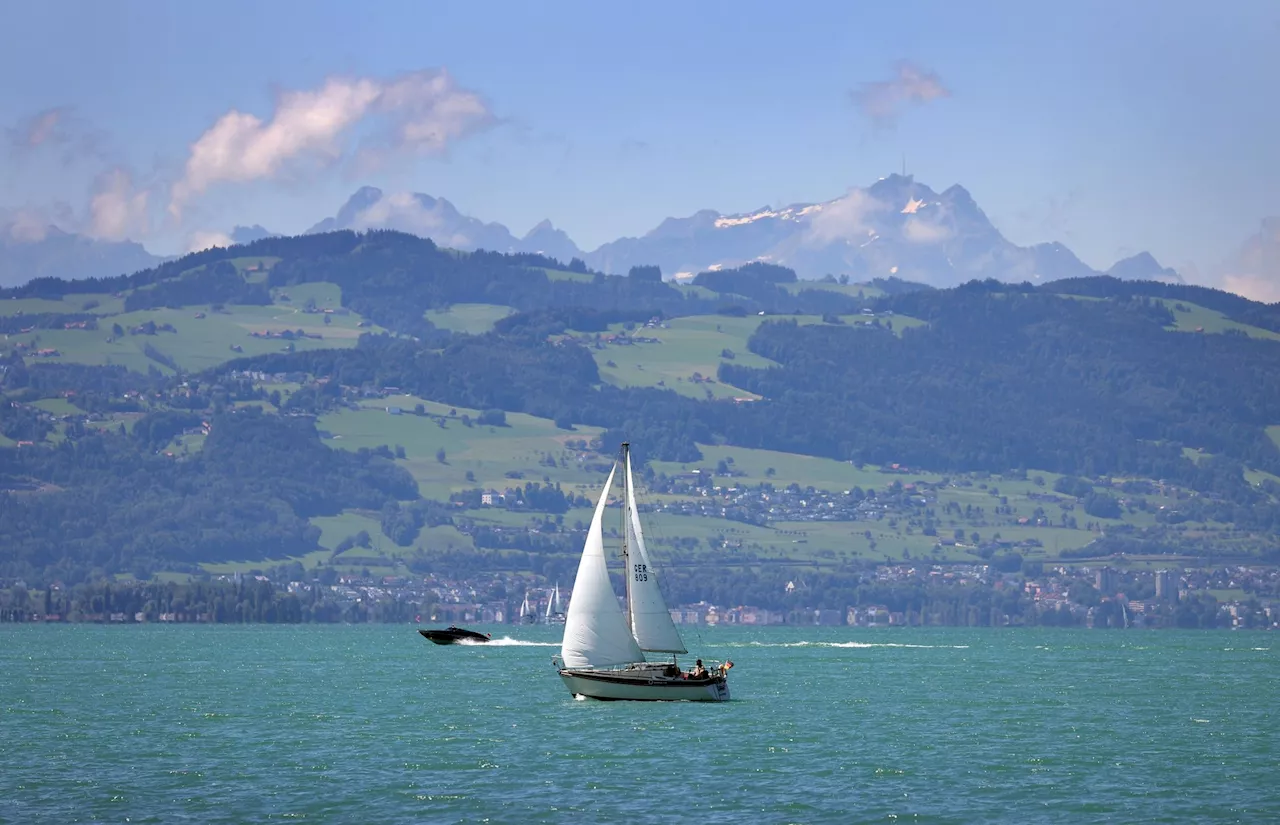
(652, 443, 931, 491)
(589, 312, 925, 399)
(589, 315, 778, 399)
(317, 395, 607, 500)
(2, 289, 381, 373)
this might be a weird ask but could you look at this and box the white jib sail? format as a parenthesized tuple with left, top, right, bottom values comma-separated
(624, 453, 687, 654)
(561, 464, 644, 669)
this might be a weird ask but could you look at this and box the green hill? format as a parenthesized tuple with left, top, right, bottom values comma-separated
(2, 232, 1279, 589)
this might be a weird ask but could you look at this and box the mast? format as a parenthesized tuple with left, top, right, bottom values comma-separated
(620, 442, 634, 635)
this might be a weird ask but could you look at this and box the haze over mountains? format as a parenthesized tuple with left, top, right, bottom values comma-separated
(0, 174, 1228, 289)
(0, 226, 162, 289)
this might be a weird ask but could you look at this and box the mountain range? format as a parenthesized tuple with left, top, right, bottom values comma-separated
(0, 226, 162, 288)
(0, 175, 1192, 288)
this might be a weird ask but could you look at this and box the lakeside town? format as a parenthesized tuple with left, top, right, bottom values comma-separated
(4, 561, 1277, 630)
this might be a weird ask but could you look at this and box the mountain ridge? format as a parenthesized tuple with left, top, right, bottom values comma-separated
(301, 175, 1181, 288)
(0, 225, 164, 288)
(0, 176, 1234, 291)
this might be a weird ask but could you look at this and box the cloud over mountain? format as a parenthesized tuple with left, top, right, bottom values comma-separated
(89, 168, 150, 242)
(850, 61, 951, 127)
(584, 174, 1101, 286)
(306, 186, 581, 261)
(170, 70, 493, 217)
(1221, 218, 1280, 303)
(302, 175, 1195, 289)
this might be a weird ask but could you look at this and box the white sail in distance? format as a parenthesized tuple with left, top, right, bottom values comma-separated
(560, 464, 643, 668)
(624, 453, 687, 654)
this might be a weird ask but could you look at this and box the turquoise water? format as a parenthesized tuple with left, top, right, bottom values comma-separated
(2, 625, 1276, 823)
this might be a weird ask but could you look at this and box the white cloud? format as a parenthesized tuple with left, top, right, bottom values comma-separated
(7, 106, 108, 165)
(185, 229, 235, 254)
(850, 61, 951, 127)
(0, 202, 80, 243)
(1221, 218, 1280, 303)
(352, 192, 471, 247)
(2, 209, 52, 243)
(88, 168, 150, 241)
(805, 188, 886, 244)
(12, 107, 67, 148)
(171, 69, 492, 217)
(1224, 274, 1280, 303)
(903, 216, 954, 244)
(374, 71, 492, 154)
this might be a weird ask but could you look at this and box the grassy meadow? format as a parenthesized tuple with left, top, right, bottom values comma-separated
(1160, 299, 1280, 341)
(586, 311, 925, 399)
(317, 394, 607, 500)
(0, 293, 127, 316)
(2, 285, 380, 373)
(424, 303, 513, 333)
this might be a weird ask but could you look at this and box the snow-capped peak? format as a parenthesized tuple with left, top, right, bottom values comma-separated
(713, 202, 826, 229)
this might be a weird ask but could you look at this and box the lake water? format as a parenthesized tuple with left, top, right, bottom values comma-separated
(2, 625, 1276, 823)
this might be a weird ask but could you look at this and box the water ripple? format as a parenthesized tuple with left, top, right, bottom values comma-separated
(1, 625, 1276, 824)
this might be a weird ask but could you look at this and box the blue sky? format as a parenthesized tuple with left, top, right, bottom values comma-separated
(2, 0, 1278, 290)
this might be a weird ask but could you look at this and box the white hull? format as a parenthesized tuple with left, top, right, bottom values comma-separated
(559, 668, 730, 702)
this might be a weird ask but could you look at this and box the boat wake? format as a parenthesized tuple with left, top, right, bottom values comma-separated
(742, 641, 970, 650)
(476, 637, 559, 647)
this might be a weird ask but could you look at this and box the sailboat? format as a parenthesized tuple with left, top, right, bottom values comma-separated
(519, 593, 537, 624)
(555, 443, 733, 701)
(545, 583, 565, 625)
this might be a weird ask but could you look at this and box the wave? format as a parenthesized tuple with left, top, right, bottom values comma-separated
(468, 637, 559, 647)
(740, 641, 970, 650)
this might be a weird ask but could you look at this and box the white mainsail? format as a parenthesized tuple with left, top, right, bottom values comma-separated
(560, 465, 644, 668)
(546, 584, 562, 620)
(624, 453, 687, 654)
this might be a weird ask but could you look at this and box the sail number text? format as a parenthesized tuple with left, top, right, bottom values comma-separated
(633, 563, 649, 582)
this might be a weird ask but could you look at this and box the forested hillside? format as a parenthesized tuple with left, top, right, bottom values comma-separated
(2, 230, 1279, 588)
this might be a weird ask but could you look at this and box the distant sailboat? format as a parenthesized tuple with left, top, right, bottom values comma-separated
(519, 593, 537, 624)
(545, 583, 565, 625)
(554, 443, 732, 701)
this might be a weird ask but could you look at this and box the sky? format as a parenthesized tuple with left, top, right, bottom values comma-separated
(1, 0, 1278, 296)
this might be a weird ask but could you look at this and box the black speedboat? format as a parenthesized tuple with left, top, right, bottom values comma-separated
(418, 626, 491, 645)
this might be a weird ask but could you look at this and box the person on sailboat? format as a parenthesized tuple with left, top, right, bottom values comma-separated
(689, 659, 708, 679)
